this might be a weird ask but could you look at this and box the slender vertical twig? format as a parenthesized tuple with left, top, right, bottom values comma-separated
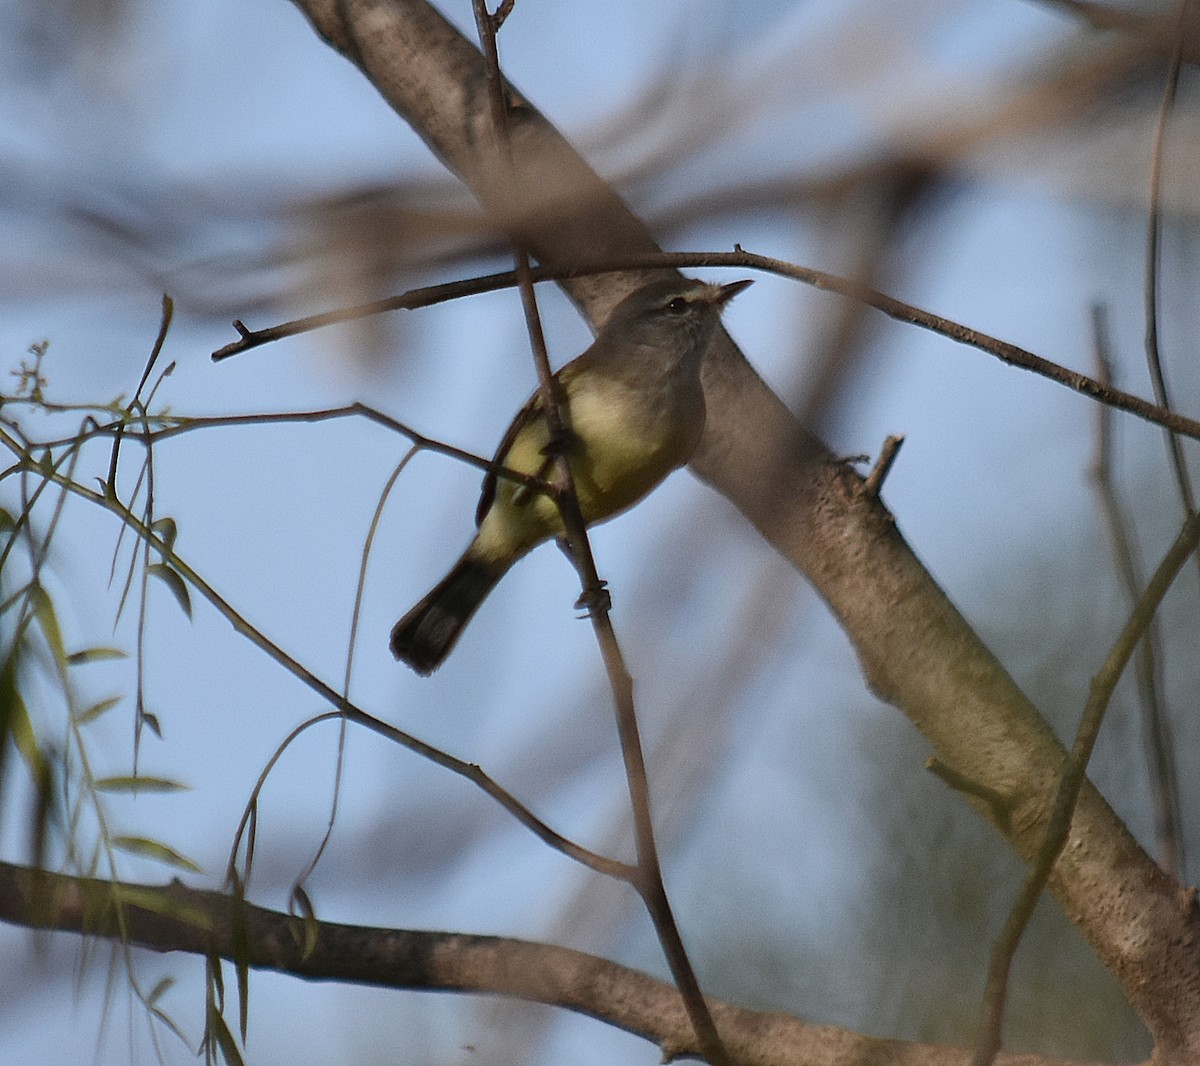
(1088, 305, 1181, 878)
(972, 511, 1200, 1066)
(976, 13, 1196, 1057)
(289, 449, 420, 900)
(1143, 1, 1198, 582)
(471, 6, 731, 1064)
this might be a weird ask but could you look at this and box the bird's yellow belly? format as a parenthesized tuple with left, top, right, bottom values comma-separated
(474, 378, 702, 562)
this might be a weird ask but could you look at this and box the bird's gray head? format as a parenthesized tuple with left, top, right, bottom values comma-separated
(597, 276, 753, 357)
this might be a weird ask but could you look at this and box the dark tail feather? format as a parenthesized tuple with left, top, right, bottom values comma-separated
(390, 553, 505, 675)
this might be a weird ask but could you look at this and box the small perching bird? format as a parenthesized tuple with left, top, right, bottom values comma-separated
(390, 275, 752, 675)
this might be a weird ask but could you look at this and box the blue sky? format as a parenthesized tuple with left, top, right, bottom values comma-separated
(0, 1, 1184, 1062)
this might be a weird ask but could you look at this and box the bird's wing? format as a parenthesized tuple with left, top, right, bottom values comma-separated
(473, 353, 595, 527)
(475, 388, 547, 528)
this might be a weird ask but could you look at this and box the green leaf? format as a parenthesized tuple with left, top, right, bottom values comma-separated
(147, 563, 192, 619)
(146, 975, 176, 1006)
(290, 884, 320, 962)
(75, 695, 123, 726)
(95, 775, 188, 794)
(67, 647, 128, 666)
(8, 690, 48, 782)
(28, 585, 67, 671)
(111, 884, 168, 911)
(110, 886, 212, 930)
(112, 835, 202, 873)
(150, 1005, 191, 1049)
(207, 1005, 246, 1066)
(221, 880, 252, 1041)
(151, 517, 178, 553)
(146, 974, 193, 1050)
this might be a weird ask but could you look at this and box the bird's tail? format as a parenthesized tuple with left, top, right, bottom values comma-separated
(390, 552, 506, 675)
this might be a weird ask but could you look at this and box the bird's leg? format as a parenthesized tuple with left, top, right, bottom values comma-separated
(543, 422, 609, 614)
(555, 537, 611, 616)
(575, 578, 612, 616)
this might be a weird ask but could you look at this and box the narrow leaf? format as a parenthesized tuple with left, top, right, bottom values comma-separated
(149, 1005, 191, 1048)
(75, 695, 123, 726)
(67, 647, 128, 666)
(8, 690, 48, 782)
(146, 975, 176, 1006)
(112, 835, 202, 873)
(140, 709, 163, 738)
(29, 585, 67, 670)
(290, 884, 320, 962)
(229, 886, 252, 1041)
(150, 517, 178, 553)
(111, 885, 212, 930)
(95, 775, 188, 794)
(147, 564, 192, 619)
(207, 1006, 246, 1066)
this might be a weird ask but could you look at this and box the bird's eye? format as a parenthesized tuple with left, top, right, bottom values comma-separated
(664, 297, 689, 315)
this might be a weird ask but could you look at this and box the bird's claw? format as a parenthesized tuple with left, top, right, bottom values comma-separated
(574, 582, 611, 617)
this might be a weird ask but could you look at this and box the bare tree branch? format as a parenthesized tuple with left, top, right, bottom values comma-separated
(0, 860, 1124, 1066)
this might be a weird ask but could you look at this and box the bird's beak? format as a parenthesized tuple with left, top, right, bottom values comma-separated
(715, 278, 754, 305)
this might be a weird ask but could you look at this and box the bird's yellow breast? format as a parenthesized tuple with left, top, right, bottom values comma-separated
(473, 370, 703, 563)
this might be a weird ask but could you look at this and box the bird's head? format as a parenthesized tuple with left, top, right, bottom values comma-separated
(598, 276, 753, 355)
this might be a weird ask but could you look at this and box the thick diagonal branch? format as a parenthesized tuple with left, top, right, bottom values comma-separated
(289, 1, 1200, 1057)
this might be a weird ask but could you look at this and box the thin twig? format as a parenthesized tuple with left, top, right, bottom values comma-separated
(289, 449, 421, 898)
(863, 434, 905, 497)
(48, 403, 556, 499)
(972, 510, 1200, 1066)
(1087, 304, 1181, 877)
(0, 427, 632, 885)
(212, 249, 1200, 445)
(925, 757, 1012, 833)
(471, 6, 731, 1064)
(106, 294, 173, 493)
(470, 1, 606, 611)
(224, 709, 635, 900)
(210, 272, 525, 360)
(1142, 0, 1199, 590)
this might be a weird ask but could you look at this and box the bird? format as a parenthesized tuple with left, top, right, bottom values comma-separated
(390, 275, 752, 675)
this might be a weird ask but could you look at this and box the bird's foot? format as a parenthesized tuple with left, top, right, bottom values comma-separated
(574, 581, 611, 617)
